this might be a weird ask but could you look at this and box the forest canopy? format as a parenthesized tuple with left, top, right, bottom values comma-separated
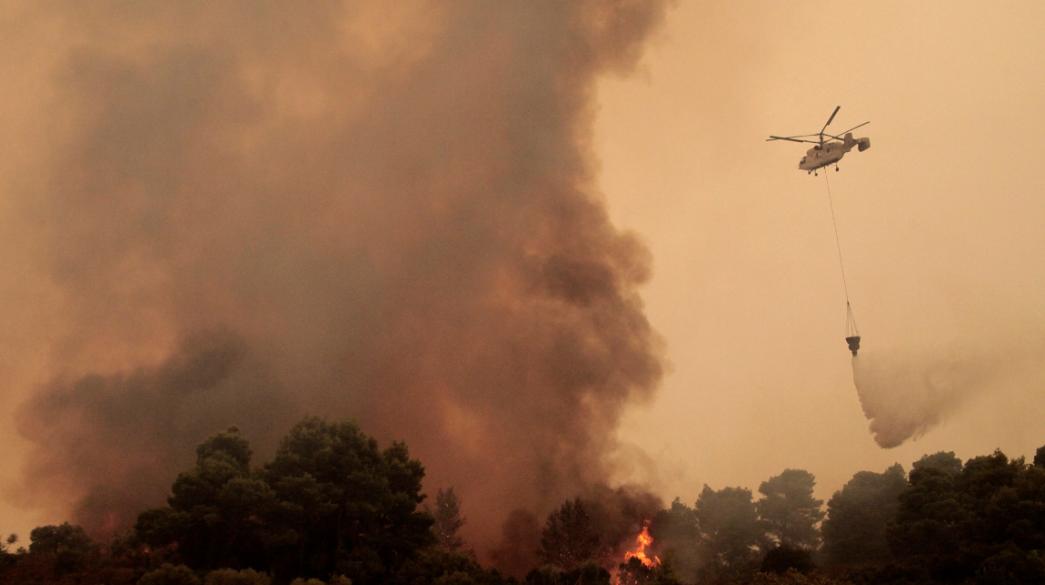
(2, 419, 1043, 585)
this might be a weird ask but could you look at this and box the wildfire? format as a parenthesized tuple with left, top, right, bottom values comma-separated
(623, 523, 661, 568)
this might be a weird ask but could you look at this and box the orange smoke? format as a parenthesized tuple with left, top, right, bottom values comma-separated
(9, 2, 669, 553)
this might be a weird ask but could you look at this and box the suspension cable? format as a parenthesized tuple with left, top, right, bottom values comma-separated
(824, 173, 858, 335)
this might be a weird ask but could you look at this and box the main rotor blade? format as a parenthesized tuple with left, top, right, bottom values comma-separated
(820, 106, 841, 134)
(767, 136, 819, 143)
(832, 121, 870, 136)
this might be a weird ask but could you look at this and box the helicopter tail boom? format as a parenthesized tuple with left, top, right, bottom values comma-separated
(842, 132, 871, 152)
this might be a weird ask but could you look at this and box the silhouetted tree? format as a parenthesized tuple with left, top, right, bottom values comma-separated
(135, 419, 432, 585)
(204, 567, 273, 585)
(139, 563, 202, 585)
(617, 557, 682, 585)
(0, 533, 17, 570)
(28, 522, 96, 575)
(760, 545, 814, 575)
(431, 487, 466, 553)
(889, 448, 1045, 583)
(650, 499, 702, 583)
(757, 469, 824, 550)
(568, 562, 613, 585)
(749, 569, 854, 585)
(821, 464, 906, 566)
(390, 547, 507, 585)
(977, 544, 1045, 585)
(136, 427, 274, 571)
(694, 485, 766, 584)
(263, 418, 433, 584)
(526, 561, 609, 585)
(538, 499, 600, 571)
(886, 451, 965, 577)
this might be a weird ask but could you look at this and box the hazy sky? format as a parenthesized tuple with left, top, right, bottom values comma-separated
(2, 0, 1044, 542)
(599, 1, 1045, 503)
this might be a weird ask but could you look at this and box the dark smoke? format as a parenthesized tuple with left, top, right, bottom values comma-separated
(16, 331, 291, 532)
(490, 509, 542, 578)
(12, 0, 668, 551)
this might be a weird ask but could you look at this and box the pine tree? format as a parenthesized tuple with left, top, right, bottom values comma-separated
(431, 487, 466, 552)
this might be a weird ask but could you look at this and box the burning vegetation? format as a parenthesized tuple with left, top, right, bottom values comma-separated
(622, 524, 660, 569)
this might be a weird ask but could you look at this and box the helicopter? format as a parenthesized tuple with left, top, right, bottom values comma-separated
(767, 106, 870, 175)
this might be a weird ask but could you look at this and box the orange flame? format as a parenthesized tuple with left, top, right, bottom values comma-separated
(623, 523, 661, 568)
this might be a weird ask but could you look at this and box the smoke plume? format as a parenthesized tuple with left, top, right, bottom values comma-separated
(9, 0, 668, 550)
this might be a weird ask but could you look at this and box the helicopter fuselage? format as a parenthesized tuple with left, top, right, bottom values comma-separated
(799, 133, 870, 172)
(800, 142, 845, 171)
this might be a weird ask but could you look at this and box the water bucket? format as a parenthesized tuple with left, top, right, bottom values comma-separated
(845, 335, 861, 356)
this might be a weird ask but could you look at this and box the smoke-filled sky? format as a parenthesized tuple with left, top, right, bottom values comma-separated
(1, 0, 669, 547)
(600, 0, 1045, 505)
(2, 0, 1044, 552)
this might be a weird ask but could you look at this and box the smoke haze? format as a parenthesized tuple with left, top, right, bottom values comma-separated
(5, 0, 668, 550)
(597, 1, 1045, 507)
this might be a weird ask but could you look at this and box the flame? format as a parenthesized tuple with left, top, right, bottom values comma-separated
(623, 523, 661, 568)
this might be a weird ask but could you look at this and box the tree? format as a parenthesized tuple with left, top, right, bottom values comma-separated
(756, 469, 824, 550)
(0, 534, 17, 571)
(694, 486, 766, 584)
(204, 568, 272, 585)
(889, 448, 1045, 583)
(538, 499, 601, 571)
(977, 544, 1045, 585)
(431, 487, 466, 552)
(139, 563, 202, 585)
(28, 522, 96, 575)
(759, 546, 814, 575)
(134, 418, 433, 585)
(820, 464, 906, 566)
(263, 417, 433, 584)
(617, 557, 682, 585)
(136, 427, 274, 571)
(651, 499, 701, 583)
(526, 561, 610, 585)
(749, 569, 855, 585)
(887, 451, 965, 572)
(393, 548, 508, 585)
